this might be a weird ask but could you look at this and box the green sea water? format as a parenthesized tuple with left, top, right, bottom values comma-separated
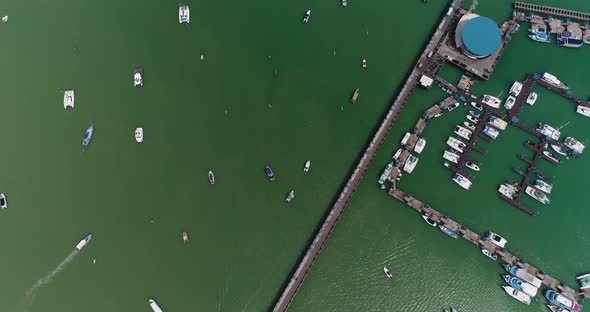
(0, 0, 589, 311)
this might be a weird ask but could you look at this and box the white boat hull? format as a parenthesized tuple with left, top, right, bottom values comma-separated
(135, 128, 143, 143)
(577, 105, 590, 117)
(149, 299, 164, 312)
(64, 90, 75, 109)
(304, 160, 310, 172)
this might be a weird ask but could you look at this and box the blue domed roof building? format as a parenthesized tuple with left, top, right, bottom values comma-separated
(455, 14, 501, 59)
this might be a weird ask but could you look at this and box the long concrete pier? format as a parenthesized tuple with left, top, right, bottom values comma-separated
(272, 0, 465, 310)
(514, 2, 590, 22)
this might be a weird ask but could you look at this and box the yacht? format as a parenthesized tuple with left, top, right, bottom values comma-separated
(482, 95, 501, 108)
(64, 90, 75, 109)
(303, 10, 311, 23)
(503, 275, 539, 297)
(487, 116, 507, 130)
(265, 165, 275, 181)
(149, 298, 164, 312)
(133, 68, 143, 87)
(481, 249, 498, 261)
(443, 150, 460, 164)
(545, 290, 582, 312)
(75, 234, 92, 252)
(178, 5, 190, 23)
(543, 150, 560, 163)
(422, 215, 437, 226)
(454, 125, 472, 140)
(498, 183, 518, 199)
(466, 114, 479, 124)
(485, 231, 507, 248)
(341, 0, 347, 6)
(542, 72, 569, 90)
(528, 27, 551, 43)
(286, 190, 295, 202)
(525, 186, 550, 204)
(82, 123, 94, 152)
(447, 102, 460, 112)
(351, 88, 359, 103)
(383, 267, 392, 278)
(439, 225, 458, 239)
(414, 138, 426, 154)
(0, 193, 6, 209)
(401, 132, 411, 145)
(362, 58, 367, 68)
(403, 155, 419, 174)
(564, 137, 585, 154)
(557, 31, 584, 48)
(510, 81, 523, 96)
(446, 137, 466, 153)
(551, 144, 568, 156)
(471, 101, 483, 111)
(182, 231, 189, 243)
(452, 173, 472, 190)
(526, 92, 538, 105)
(483, 125, 499, 140)
(537, 123, 561, 140)
(465, 161, 480, 171)
(577, 273, 590, 290)
(503, 286, 531, 304)
(535, 180, 553, 194)
(304, 160, 311, 172)
(577, 105, 590, 117)
(504, 95, 516, 110)
(463, 121, 476, 131)
(135, 128, 143, 143)
(208, 170, 215, 185)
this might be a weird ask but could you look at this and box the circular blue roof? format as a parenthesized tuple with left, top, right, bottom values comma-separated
(461, 16, 501, 56)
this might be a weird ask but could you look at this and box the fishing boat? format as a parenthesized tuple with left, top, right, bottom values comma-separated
(466, 114, 479, 124)
(178, 5, 190, 23)
(403, 155, 419, 174)
(482, 95, 501, 108)
(149, 298, 164, 312)
(135, 128, 143, 143)
(401, 132, 411, 145)
(75, 234, 92, 252)
(341, 0, 347, 6)
(0, 193, 6, 209)
(542, 151, 560, 163)
(557, 31, 584, 48)
(483, 125, 499, 140)
(447, 102, 459, 112)
(526, 92, 538, 105)
(465, 161, 480, 171)
(304, 160, 311, 172)
(362, 58, 367, 68)
(414, 138, 426, 154)
(303, 10, 311, 23)
(537, 123, 561, 140)
(438, 224, 458, 239)
(446, 137, 466, 153)
(422, 215, 437, 226)
(502, 275, 538, 297)
(564, 137, 585, 154)
(488, 116, 507, 130)
(351, 88, 359, 103)
(454, 125, 472, 140)
(535, 180, 553, 194)
(182, 231, 189, 243)
(510, 81, 523, 96)
(528, 27, 551, 43)
(542, 72, 569, 90)
(481, 249, 498, 260)
(82, 124, 94, 151)
(463, 121, 476, 131)
(498, 183, 518, 199)
(503, 286, 531, 305)
(577, 105, 590, 117)
(547, 305, 566, 312)
(504, 264, 543, 288)
(286, 190, 295, 202)
(64, 90, 75, 109)
(485, 231, 507, 248)
(265, 166, 275, 181)
(133, 68, 143, 87)
(443, 150, 460, 164)
(208, 170, 215, 184)
(471, 101, 483, 111)
(545, 290, 582, 312)
(452, 173, 472, 190)
(525, 186, 550, 204)
(383, 267, 392, 278)
(577, 273, 590, 290)
(504, 95, 516, 110)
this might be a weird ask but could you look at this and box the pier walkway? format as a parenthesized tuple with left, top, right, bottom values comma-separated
(514, 2, 590, 22)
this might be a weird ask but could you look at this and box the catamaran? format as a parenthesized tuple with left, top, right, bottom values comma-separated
(414, 138, 426, 154)
(482, 125, 499, 140)
(454, 125, 472, 140)
(504, 95, 516, 110)
(564, 137, 585, 154)
(526, 92, 538, 105)
(525, 186, 550, 204)
(485, 231, 507, 248)
(178, 5, 190, 23)
(149, 298, 164, 312)
(510, 81, 523, 96)
(487, 116, 507, 130)
(482, 95, 501, 108)
(443, 150, 460, 164)
(403, 155, 419, 174)
(75, 234, 92, 252)
(135, 128, 143, 143)
(452, 173, 472, 190)
(303, 10, 311, 23)
(537, 123, 561, 140)
(498, 183, 518, 199)
(64, 90, 75, 109)
(577, 105, 590, 117)
(446, 137, 466, 153)
(503, 286, 531, 305)
(82, 124, 94, 152)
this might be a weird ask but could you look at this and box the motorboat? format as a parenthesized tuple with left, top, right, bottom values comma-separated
(471, 101, 482, 111)
(547, 305, 566, 312)
(208, 170, 215, 185)
(543, 151, 560, 163)
(557, 31, 584, 48)
(342, 0, 347, 6)
(378, 162, 394, 185)
(466, 114, 479, 124)
(133, 68, 143, 87)
(304, 160, 311, 172)
(438, 224, 458, 238)
(551, 144, 568, 156)
(545, 290, 582, 312)
(351, 88, 359, 103)
(469, 110, 481, 119)
(542, 72, 569, 90)
(182, 231, 189, 243)
(447, 102, 459, 112)
(485, 231, 507, 248)
(529, 27, 551, 43)
(525, 186, 550, 204)
(535, 180, 552, 194)
(526, 92, 538, 105)
(564, 137, 585, 154)
(481, 249, 497, 261)
(265, 166, 275, 181)
(446, 137, 466, 153)
(487, 116, 507, 130)
(537, 123, 561, 140)
(135, 128, 143, 143)
(503, 286, 531, 305)
(64, 90, 75, 109)
(75, 234, 92, 252)
(443, 150, 460, 164)
(498, 183, 518, 199)
(454, 125, 472, 140)
(383, 267, 392, 279)
(577, 105, 590, 117)
(433, 112, 443, 118)
(403, 155, 419, 174)
(482, 125, 499, 140)
(422, 215, 437, 226)
(452, 173, 472, 190)
(178, 5, 190, 23)
(465, 161, 480, 171)
(303, 10, 311, 23)
(393, 148, 402, 160)
(414, 138, 426, 154)
(82, 123, 94, 152)
(362, 58, 367, 68)
(463, 121, 476, 131)
(502, 275, 538, 297)
(0, 193, 6, 209)
(504, 264, 543, 288)
(1, 16, 7, 23)
(482, 95, 501, 108)
(577, 273, 590, 290)
(401, 132, 411, 145)
(510, 81, 523, 96)
(286, 190, 295, 202)
(504, 95, 516, 110)
(149, 298, 164, 312)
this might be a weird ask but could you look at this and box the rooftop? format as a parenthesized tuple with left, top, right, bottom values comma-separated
(461, 16, 502, 56)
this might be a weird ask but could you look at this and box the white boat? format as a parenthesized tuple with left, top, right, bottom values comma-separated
(510, 81, 523, 96)
(487, 116, 507, 130)
(383, 267, 392, 278)
(551, 144, 568, 156)
(525, 186, 550, 204)
(75, 234, 92, 252)
(483, 125, 499, 140)
(208, 170, 215, 185)
(526, 92, 538, 105)
(454, 125, 472, 140)
(535, 180, 553, 194)
(463, 121, 476, 131)
(564, 137, 586, 154)
(577, 273, 590, 290)
(362, 58, 367, 68)
(482, 95, 501, 108)
(543, 150, 561, 163)
(503, 286, 531, 305)
(465, 161, 480, 171)
(537, 123, 561, 140)
(64, 90, 75, 109)
(414, 138, 426, 154)
(422, 215, 437, 226)
(547, 305, 566, 312)
(466, 114, 479, 124)
(304, 160, 311, 172)
(133, 68, 143, 87)
(342, 0, 347, 6)
(498, 183, 518, 199)
(542, 72, 569, 90)
(485, 231, 507, 248)
(481, 249, 498, 260)
(303, 10, 311, 23)
(447, 137, 466, 153)
(0, 193, 7, 209)
(577, 105, 590, 117)
(401, 132, 411, 145)
(403, 155, 419, 173)
(149, 298, 164, 312)
(286, 190, 295, 202)
(135, 128, 143, 143)
(443, 150, 460, 164)
(178, 5, 190, 23)
(504, 95, 516, 110)
(1, 16, 7, 23)
(452, 173, 472, 190)
(471, 101, 483, 111)
(447, 102, 460, 112)
(393, 148, 402, 160)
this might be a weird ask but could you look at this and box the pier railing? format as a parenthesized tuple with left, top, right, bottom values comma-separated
(514, 2, 590, 21)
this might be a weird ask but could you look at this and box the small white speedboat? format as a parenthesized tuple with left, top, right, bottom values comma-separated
(341, 0, 347, 6)
(503, 286, 531, 305)
(303, 10, 311, 23)
(64, 90, 75, 109)
(149, 298, 164, 312)
(362, 58, 367, 68)
(133, 68, 143, 87)
(383, 267, 392, 279)
(135, 128, 143, 143)
(465, 161, 480, 171)
(481, 249, 498, 260)
(304, 160, 310, 172)
(422, 215, 437, 226)
(208, 170, 215, 185)
(0, 193, 7, 209)
(2, 16, 7, 23)
(286, 190, 295, 202)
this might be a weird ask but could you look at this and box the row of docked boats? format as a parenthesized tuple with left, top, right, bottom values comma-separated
(421, 214, 458, 239)
(498, 179, 553, 203)
(551, 136, 586, 157)
(529, 27, 587, 48)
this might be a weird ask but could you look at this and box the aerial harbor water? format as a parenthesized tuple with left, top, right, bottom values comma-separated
(1, 0, 590, 312)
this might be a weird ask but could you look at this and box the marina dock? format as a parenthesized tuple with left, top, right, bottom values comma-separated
(514, 2, 590, 22)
